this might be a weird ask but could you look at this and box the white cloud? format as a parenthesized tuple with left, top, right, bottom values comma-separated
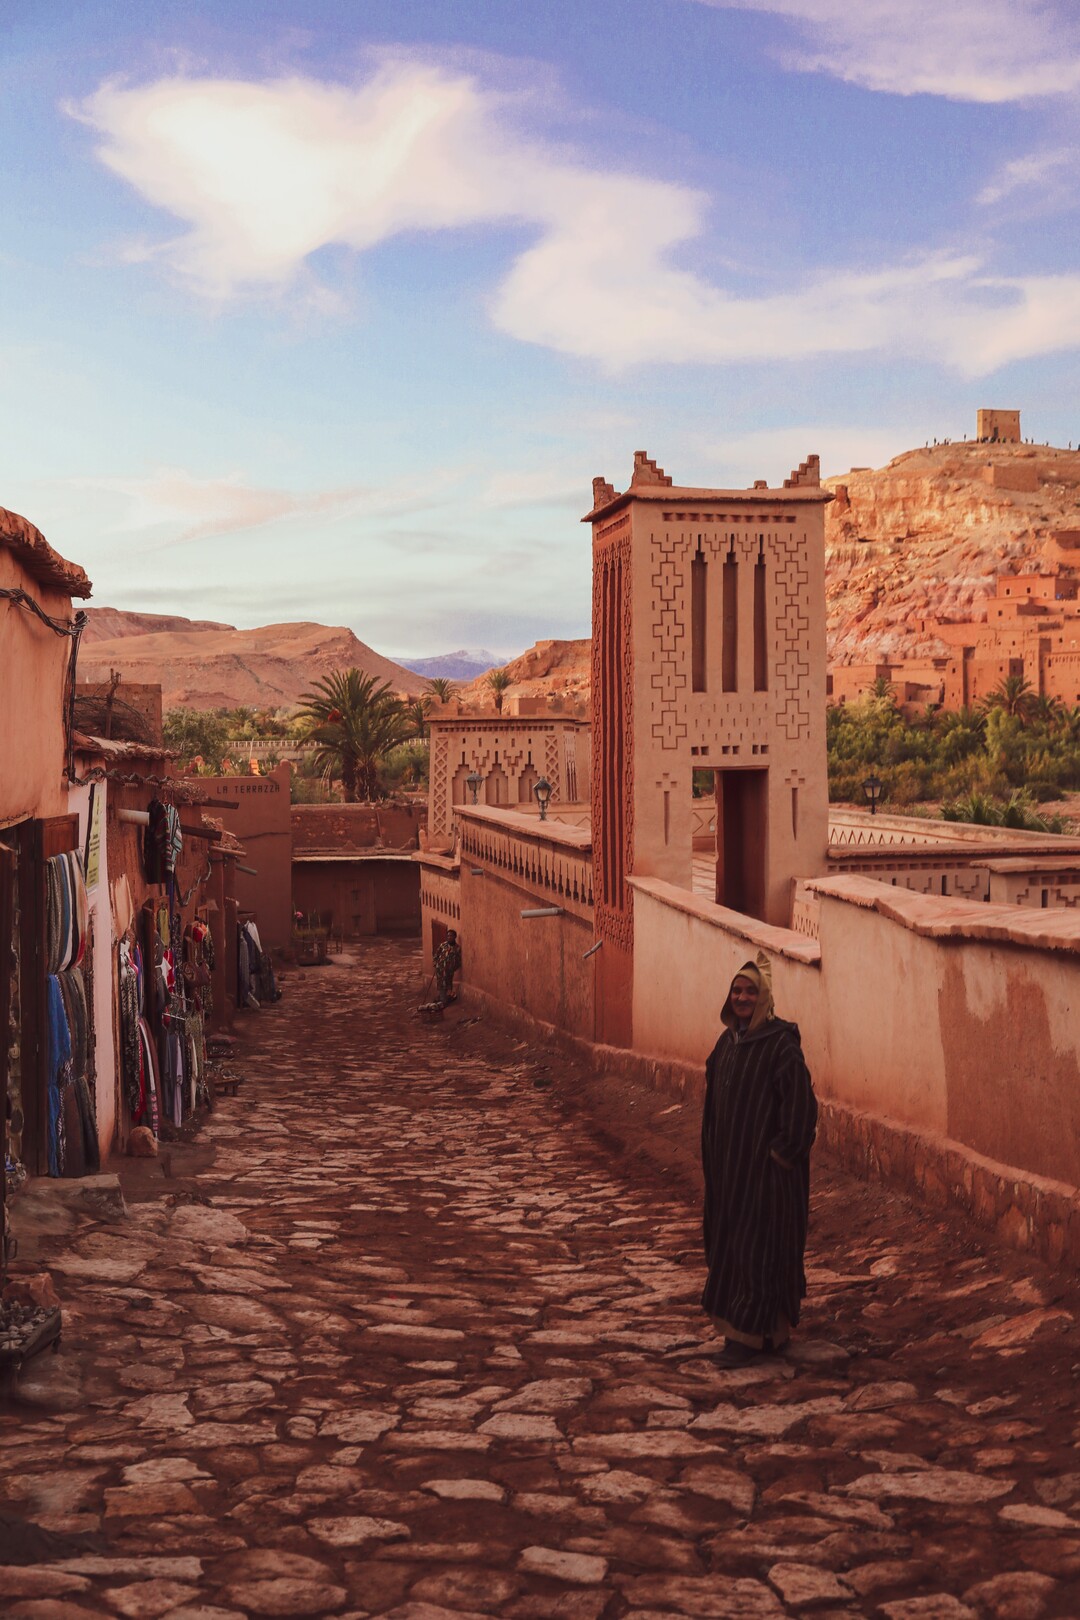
(74, 62, 1080, 375)
(693, 1, 1080, 102)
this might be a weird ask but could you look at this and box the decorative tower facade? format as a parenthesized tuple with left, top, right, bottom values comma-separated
(586, 451, 831, 1046)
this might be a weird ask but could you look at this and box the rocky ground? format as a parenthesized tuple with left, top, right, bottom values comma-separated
(3, 940, 1080, 1619)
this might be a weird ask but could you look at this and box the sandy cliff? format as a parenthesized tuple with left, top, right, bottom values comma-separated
(825, 440, 1080, 664)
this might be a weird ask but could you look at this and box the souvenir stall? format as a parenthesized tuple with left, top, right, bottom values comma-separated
(112, 793, 218, 1144)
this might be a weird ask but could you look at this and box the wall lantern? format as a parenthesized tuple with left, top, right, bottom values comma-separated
(862, 773, 883, 816)
(534, 776, 552, 821)
(465, 770, 483, 804)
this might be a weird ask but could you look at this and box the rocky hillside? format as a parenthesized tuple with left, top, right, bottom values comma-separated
(458, 638, 591, 708)
(826, 440, 1080, 664)
(80, 609, 427, 709)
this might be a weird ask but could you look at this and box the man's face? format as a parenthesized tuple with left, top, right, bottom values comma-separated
(729, 976, 759, 1021)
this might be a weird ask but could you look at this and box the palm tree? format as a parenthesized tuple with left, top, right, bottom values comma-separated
(981, 674, 1034, 723)
(426, 677, 456, 704)
(1029, 693, 1064, 730)
(869, 675, 896, 701)
(406, 694, 433, 741)
(298, 669, 411, 801)
(486, 668, 512, 714)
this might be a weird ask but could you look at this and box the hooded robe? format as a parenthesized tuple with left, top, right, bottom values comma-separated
(701, 955, 817, 1347)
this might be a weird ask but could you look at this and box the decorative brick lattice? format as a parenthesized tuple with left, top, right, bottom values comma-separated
(431, 735, 450, 835)
(544, 732, 560, 798)
(649, 531, 688, 751)
(772, 532, 812, 741)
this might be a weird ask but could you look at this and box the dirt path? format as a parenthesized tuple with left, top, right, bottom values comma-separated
(3, 939, 1080, 1618)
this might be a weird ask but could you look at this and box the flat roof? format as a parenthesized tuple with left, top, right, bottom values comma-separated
(583, 483, 833, 523)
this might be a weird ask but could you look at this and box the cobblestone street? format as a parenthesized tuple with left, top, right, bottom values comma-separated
(3, 940, 1080, 1619)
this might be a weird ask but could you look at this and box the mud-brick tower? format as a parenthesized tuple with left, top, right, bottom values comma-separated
(585, 451, 832, 1046)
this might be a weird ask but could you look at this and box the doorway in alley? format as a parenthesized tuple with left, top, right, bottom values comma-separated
(714, 768, 767, 921)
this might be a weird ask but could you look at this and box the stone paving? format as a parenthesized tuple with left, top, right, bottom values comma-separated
(3, 939, 1080, 1619)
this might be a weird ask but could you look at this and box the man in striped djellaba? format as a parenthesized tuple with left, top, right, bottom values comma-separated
(701, 952, 818, 1367)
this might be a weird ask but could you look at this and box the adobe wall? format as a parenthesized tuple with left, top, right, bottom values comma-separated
(0, 552, 73, 826)
(456, 861, 594, 1042)
(199, 765, 293, 949)
(630, 873, 1080, 1191)
(418, 858, 462, 973)
(292, 858, 420, 937)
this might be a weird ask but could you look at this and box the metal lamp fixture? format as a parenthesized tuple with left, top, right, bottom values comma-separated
(534, 776, 552, 820)
(465, 770, 483, 805)
(862, 773, 883, 816)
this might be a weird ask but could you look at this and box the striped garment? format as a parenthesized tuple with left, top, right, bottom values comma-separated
(701, 1016, 817, 1342)
(45, 851, 88, 974)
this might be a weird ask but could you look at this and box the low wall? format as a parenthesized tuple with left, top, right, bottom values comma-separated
(463, 978, 1080, 1270)
(292, 856, 420, 937)
(630, 871, 1080, 1264)
(453, 806, 595, 1041)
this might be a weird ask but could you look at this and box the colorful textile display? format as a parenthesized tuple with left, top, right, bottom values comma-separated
(45, 851, 88, 974)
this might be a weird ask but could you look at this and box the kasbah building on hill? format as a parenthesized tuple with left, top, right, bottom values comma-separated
(829, 408, 1080, 713)
(420, 441, 1080, 1273)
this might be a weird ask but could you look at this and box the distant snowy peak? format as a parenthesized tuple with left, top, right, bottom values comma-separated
(400, 648, 509, 681)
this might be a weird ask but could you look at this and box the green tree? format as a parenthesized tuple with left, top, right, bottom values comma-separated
(981, 674, 1035, 724)
(163, 708, 230, 772)
(406, 694, 433, 741)
(298, 669, 412, 802)
(426, 677, 456, 704)
(486, 667, 512, 713)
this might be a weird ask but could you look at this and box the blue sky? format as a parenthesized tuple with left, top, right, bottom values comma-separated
(4, 1, 1080, 659)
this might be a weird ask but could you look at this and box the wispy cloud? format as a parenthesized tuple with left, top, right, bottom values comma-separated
(700, 424, 915, 484)
(73, 60, 1080, 375)
(977, 145, 1080, 209)
(693, 1, 1080, 103)
(72, 465, 457, 545)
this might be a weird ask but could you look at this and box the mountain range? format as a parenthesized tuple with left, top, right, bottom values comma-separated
(80, 434, 1080, 714)
(397, 648, 506, 681)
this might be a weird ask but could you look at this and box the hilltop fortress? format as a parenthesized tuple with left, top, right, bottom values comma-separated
(827, 409, 1080, 712)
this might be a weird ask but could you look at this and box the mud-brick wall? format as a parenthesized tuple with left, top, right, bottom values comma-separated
(632, 873, 1080, 1193)
(458, 864, 594, 1042)
(0, 554, 72, 825)
(292, 859, 420, 937)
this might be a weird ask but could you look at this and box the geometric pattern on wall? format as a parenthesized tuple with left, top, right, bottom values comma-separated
(648, 528, 760, 752)
(544, 731, 560, 793)
(772, 530, 812, 741)
(431, 734, 450, 834)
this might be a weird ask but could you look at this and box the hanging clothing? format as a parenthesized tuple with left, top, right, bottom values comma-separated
(701, 957, 817, 1349)
(45, 975, 72, 1177)
(57, 968, 89, 1079)
(45, 851, 88, 975)
(145, 800, 183, 885)
(119, 940, 142, 1115)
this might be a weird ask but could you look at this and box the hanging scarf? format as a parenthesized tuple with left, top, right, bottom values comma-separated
(45, 975, 72, 1177)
